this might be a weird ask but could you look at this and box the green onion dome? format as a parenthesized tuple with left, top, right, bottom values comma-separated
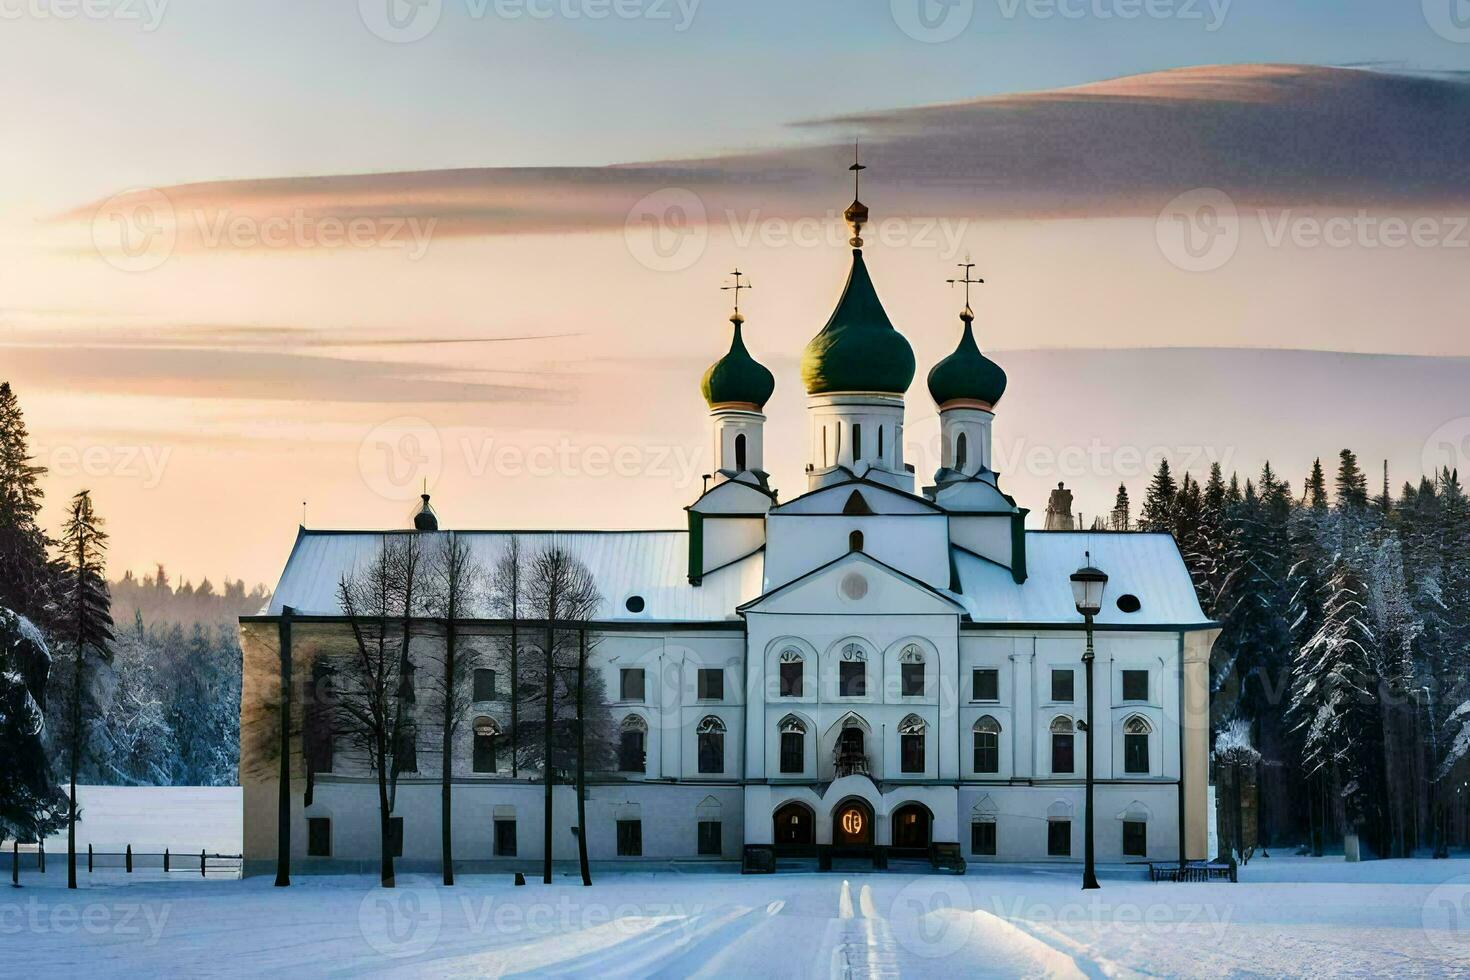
(701, 314, 775, 410)
(800, 250, 916, 395)
(927, 310, 1007, 409)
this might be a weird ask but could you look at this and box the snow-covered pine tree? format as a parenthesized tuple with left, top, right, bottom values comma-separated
(0, 383, 57, 626)
(1139, 458, 1177, 532)
(1336, 449, 1369, 511)
(51, 489, 116, 889)
(0, 607, 67, 845)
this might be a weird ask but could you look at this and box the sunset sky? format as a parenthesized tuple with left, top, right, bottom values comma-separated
(4, 1, 1469, 588)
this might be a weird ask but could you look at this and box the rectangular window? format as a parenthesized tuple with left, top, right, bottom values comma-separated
(494, 818, 517, 857)
(970, 820, 996, 856)
(619, 731, 646, 773)
(780, 731, 804, 774)
(473, 668, 497, 702)
(853, 422, 863, 460)
(620, 668, 645, 703)
(1051, 733, 1075, 774)
(779, 661, 803, 697)
(616, 819, 642, 856)
(697, 668, 724, 701)
(901, 733, 925, 773)
(901, 662, 925, 697)
(973, 731, 999, 774)
(972, 668, 999, 701)
(307, 817, 331, 857)
(387, 816, 404, 858)
(473, 731, 498, 773)
(1125, 733, 1150, 774)
(1122, 670, 1149, 702)
(697, 820, 722, 856)
(839, 661, 866, 697)
(1048, 820, 1071, 857)
(1123, 820, 1147, 857)
(698, 732, 724, 774)
(1051, 669, 1074, 702)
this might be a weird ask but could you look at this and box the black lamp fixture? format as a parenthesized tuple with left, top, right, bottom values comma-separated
(1070, 552, 1108, 890)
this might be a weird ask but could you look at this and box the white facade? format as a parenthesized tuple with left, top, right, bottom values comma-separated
(240, 241, 1216, 875)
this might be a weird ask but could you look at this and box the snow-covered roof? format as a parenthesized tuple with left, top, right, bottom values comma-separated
(263, 527, 1209, 628)
(265, 529, 761, 622)
(953, 531, 1210, 627)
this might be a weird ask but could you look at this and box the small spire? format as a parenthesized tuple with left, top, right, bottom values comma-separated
(721, 268, 751, 324)
(946, 257, 984, 321)
(844, 140, 869, 249)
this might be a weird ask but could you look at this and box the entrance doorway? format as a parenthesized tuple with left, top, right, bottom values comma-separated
(774, 802, 815, 847)
(832, 799, 874, 847)
(890, 803, 932, 851)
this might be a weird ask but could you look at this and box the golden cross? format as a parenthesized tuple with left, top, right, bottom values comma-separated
(849, 139, 866, 200)
(721, 269, 751, 316)
(946, 258, 985, 314)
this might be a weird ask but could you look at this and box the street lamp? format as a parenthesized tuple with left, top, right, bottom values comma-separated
(1070, 554, 1108, 891)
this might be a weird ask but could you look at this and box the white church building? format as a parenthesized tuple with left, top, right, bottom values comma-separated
(239, 187, 1216, 875)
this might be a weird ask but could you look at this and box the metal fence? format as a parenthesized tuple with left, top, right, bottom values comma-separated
(10, 842, 242, 883)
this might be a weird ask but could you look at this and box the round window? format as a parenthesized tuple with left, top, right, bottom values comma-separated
(840, 572, 869, 601)
(1116, 594, 1142, 613)
(625, 595, 646, 613)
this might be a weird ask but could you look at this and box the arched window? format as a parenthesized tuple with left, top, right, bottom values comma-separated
(849, 529, 864, 552)
(778, 716, 805, 774)
(1123, 715, 1152, 774)
(956, 432, 968, 470)
(473, 716, 501, 773)
(973, 715, 1001, 774)
(1050, 716, 1075, 774)
(734, 433, 747, 471)
(619, 714, 647, 774)
(778, 648, 804, 697)
(838, 642, 867, 697)
(822, 426, 828, 466)
(697, 716, 726, 774)
(878, 425, 884, 460)
(853, 422, 863, 461)
(900, 643, 926, 697)
(899, 714, 927, 773)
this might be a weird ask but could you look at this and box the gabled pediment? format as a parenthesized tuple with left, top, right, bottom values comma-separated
(739, 550, 965, 616)
(688, 476, 775, 515)
(773, 478, 939, 516)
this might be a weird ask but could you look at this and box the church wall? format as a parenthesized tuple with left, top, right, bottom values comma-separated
(948, 514, 1014, 568)
(700, 516, 765, 574)
(763, 512, 950, 591)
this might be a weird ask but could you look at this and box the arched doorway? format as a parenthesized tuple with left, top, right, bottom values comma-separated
(891, 803, 932, 852)
(774, 801, 815, 847)
(832, 799, 874, 847)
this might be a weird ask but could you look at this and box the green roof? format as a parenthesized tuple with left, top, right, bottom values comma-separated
(701, 317, 775, 409)
(800, 250, 915, 395)
(927, 313, 1007, 407)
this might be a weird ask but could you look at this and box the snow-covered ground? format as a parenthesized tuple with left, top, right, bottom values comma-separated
(6, 856, 1470, 978)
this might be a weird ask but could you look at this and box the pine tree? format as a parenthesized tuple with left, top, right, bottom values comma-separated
(0, 383, 57, 625)
(1139, 458, 1178, 532)
(1304, 458, 1328, 511)
(1110, 483, 1131, 531)
(53, 490, 115, 888)
(0, 607, 67, 844)
(1336, 450, 1369, 511)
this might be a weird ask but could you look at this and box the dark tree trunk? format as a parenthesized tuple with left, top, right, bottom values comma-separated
(378, 722, 395, 888)
(275, 608, 294, 886)
(510, 618, 519, 778)
(576, 628, 591, 887)
(542, 622, 556, 884)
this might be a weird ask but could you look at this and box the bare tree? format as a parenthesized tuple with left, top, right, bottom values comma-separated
(423, 532, 484, 886)
(511, 542, 604, 883)
(488, 536, 525, 777)
(334, 537, 416, 888)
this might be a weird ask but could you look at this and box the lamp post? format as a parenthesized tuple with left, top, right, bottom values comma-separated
(1071, 555, 1107, 891)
